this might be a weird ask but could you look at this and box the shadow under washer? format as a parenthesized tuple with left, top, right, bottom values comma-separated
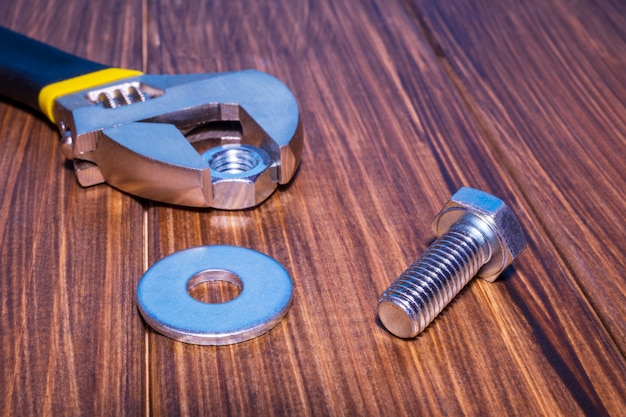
(137, 245, 293, 345)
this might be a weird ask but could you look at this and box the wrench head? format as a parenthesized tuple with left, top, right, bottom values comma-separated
(53, 70, 303, 209)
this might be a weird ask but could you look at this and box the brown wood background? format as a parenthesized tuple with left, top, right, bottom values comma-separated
(1, 0, 625, 415)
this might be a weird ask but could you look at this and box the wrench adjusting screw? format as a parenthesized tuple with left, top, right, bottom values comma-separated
(377, 187, 527, 338)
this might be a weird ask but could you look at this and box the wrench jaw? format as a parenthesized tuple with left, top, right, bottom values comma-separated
(52, 70, 303, 208)
(97, 123, 213, 207)
(278, 117, 304, 183)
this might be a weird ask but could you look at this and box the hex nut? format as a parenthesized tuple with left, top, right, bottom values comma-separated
(203, 144, 277, 210)
(431, 187, 526, 282)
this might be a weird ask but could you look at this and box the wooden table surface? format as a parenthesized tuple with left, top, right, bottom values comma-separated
(1, 0, 624, 415)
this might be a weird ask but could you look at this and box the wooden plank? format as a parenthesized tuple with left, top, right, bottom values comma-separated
(145, 0, 625, 415)
(406, 0, 626, 349)
(0, 2, 145, 416)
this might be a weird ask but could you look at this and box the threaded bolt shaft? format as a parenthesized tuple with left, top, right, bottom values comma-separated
(377, 187, 526, 339)
(378, 222, 490, 338)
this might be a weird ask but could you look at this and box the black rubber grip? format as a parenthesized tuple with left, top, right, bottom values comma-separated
(0, 26, 108, 111)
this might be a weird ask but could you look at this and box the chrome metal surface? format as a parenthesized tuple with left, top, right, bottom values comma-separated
(53, 70, 303, 208)
(137, 245, 293, 345)
(377, 187, 526, 339)
(202, 144, 275, 210)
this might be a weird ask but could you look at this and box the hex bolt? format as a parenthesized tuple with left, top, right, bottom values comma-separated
(377, 187, 527, 338)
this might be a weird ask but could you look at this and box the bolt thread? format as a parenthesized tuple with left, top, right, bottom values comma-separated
(378, 222, 491, 337)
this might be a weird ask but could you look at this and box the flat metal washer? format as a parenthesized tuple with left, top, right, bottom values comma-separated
(137, 245, 293, 345)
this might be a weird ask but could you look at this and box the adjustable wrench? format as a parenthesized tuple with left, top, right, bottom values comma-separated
(0, 27, 303, 209)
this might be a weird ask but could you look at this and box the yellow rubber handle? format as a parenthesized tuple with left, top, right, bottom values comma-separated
(38, 67, 143, 122)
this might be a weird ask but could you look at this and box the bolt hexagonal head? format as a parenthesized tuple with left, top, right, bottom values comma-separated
(431, 187, 527, 282)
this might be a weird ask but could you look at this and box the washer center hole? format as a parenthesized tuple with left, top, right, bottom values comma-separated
(187, 269, 243, 304)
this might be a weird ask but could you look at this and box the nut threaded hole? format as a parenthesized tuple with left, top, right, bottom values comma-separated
(209, 148, 260, 174)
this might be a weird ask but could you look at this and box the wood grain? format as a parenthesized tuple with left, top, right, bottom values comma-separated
(0, 0, 624, 415)
(0, 1, 145, 416)
(407, 0, 626, 352)
(144, 0, 625, 415)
